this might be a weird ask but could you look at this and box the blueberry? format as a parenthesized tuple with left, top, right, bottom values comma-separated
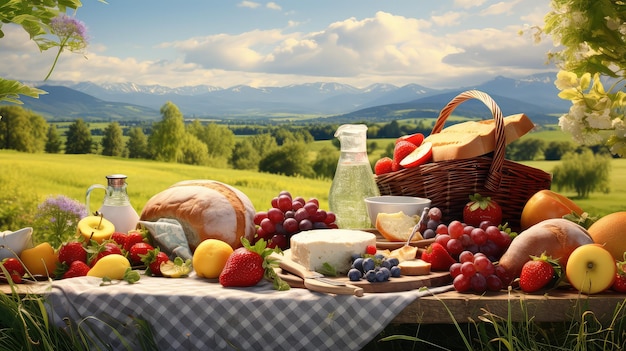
(352, 257, 364, 272)
(365, 270, 377, 282)
(386, 257, 400, 267)
(347, 268, 362, 281)
(362, 258, 375, 272)
(381, 259, 391, 269)
(374, 254, 385, 260)
(379, 267, 390, 281)
(390, 266, 401, 278)
(375, 269, 387, 282)
(351, 253, 361, 261)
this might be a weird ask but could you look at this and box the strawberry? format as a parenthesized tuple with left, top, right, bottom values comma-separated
(129, 242, 155, 266)
(519, 253, 561, 293)
(111, 232, 128, 247)
(220, 238, 285, 288)
(462, 193, 503, 227)
(58, 241, 87, 265)
(396, 133, 424, 147)
(421, 243, 456, 271)
(612, 256, 626, 293)
(374, 157, 394, 175)
(62, 261, 91, 279)
(393, 140, 417, 164)
(1, 258, 25, 283)
(123, 230, 145, 252)
(141, 248, 170, 276)
(88, 241, 123, 267)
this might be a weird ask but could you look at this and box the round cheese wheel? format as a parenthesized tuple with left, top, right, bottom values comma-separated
(139, 180, 256, 250)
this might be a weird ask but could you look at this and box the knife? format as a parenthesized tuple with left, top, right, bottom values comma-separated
(273, 253, 364, 297)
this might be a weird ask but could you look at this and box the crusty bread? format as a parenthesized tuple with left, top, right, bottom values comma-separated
(375, 211, 422, 242)
(424, 113, 535, 161)
(139, 180, 256, 250)
(398, 259, 431, 276)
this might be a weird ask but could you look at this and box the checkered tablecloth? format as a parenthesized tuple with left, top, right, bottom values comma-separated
(44, 272, 453, 351)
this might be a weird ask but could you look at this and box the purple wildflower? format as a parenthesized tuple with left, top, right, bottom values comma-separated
(34, 195, 87, 246)
(44, 14, 89, 80)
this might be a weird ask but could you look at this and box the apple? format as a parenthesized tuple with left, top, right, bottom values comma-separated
(399, 141, 433, 168)
(566, 244, 616, 294)
(77, 215, 115, 243)
(520, 190, 584, 230)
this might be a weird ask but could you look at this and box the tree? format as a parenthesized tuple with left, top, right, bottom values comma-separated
(148, 101, 186, 162)
(312, 146, 339, 179)
(101, 122, 125, 156)
(551, 149, 611, 198)
(250, 133, 278, 158)
(65, 118, 92, 154)
(231, 139, 261, 170)
(126, 127, 149, 159)
(259, 142, 315, 178)
(507, 138, 545, 161)
(180, 133, 209, 165)
(544, 141, 574, 161)
(0, 106, 32, 151)
(188, 121, 236, 161)
(45, 125, 62, 153)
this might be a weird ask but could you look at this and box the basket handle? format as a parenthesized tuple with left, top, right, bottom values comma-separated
(431, 90, 505, 191)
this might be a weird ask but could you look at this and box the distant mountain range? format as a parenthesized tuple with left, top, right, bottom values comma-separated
(13, 72, 568, 124)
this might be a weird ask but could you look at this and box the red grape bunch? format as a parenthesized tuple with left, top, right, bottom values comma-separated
(252, 190, 338, 250)
(450, 251, 507, 293)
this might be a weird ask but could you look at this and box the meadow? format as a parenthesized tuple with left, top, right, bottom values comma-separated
(1, 146, 624, 225)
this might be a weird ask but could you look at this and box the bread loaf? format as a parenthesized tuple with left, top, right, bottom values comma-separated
(424, 113, 534, 161)
(140, 180, 256, 250)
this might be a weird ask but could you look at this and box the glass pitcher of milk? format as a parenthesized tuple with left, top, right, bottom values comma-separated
(86, 174, 140, 233)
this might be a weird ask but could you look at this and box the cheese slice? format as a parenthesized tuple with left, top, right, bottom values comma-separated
(424, 113, 535, 161)
(397, 259, 431, 276)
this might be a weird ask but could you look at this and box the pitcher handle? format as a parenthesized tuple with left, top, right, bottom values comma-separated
(85, 184, 107, 215)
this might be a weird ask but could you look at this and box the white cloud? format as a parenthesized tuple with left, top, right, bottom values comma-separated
(266, 2, 281, 11)
(481, 0, 523, 16)
(431, 11, 463, 27)
(238, 1, 261, 9)
(0, 6, 557, 89)
(454, 0, 487, 9)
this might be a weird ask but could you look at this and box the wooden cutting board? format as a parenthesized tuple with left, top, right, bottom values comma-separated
(273, 250, 451, 294)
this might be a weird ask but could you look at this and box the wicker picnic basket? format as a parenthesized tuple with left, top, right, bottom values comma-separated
(375, 90, 552, 230)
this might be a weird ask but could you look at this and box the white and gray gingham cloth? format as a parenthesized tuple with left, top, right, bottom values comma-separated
(43, 273, 453, 350)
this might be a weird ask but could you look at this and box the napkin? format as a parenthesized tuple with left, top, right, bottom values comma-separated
(139, 219, 192, 260)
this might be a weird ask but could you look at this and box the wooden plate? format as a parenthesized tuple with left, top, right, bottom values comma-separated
(274, 249, 451, 294)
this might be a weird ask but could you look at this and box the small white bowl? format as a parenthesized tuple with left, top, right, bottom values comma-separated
(0, 227, 33, 260)
(364, 196, 431, 227)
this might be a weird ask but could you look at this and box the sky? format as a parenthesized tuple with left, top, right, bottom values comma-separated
(0, 0, 557, 90)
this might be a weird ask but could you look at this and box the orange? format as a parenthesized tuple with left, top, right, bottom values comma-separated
(587, 211, 626, 260)
(20, 242, 59, 277)
(192, 239, 234, 279)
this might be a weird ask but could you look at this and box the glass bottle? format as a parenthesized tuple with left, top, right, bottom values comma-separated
(86, 174, 140, 233)
(329, 124, 380, 229)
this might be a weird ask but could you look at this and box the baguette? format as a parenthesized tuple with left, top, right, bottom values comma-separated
(424, 113, 534, 162)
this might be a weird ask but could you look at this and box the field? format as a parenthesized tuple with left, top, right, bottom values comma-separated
(2, 148, 625, 222)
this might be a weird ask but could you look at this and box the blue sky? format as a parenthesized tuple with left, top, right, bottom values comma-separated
(1, 0, 556, 89)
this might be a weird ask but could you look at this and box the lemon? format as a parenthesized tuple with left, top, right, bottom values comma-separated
(161, 258, 192, 278)
(193, 239, 234, 279)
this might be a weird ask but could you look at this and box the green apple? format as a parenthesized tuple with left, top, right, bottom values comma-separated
(566, 244, 616, 294)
